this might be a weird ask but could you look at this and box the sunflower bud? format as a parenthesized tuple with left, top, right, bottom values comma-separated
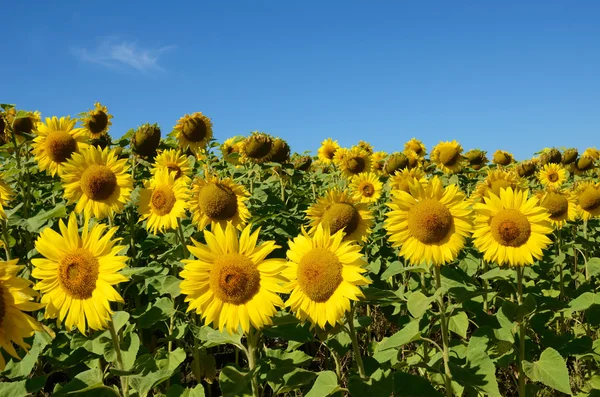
(243, 133, 272, 160)
(562, 148, 578, 165)
(516, 160, 537, 177)
(267, 138, 291, 163)
(385, 153, 408, 175)
(132, 123, 161, 157)
(294, 155, 312, 171)
(464, 149, 487, 170)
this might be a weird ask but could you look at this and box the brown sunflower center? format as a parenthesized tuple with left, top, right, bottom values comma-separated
(407, 199, 453, 244)
(81, 165, 118, 201)
(541, 193, 569, 219)
(13, 117, 34, 135)
(548, 172, 559, 182)
(151, 185, 176, 215)
(408, 142, 423, 155)
(182, 117, 207, 142)
(88, 111, 109, 134)
(0, 287, 5, 327)
(297, 248, 342, 302)
(210, 253, 260, 305)
(360, 183, 375, 197)
(321, 203, 360, 236)
(166, 163, 183, 179)
(59, 248, 99, 299)
(199, 183, 238, 220)
(490, 179, 512, 197)
(579, 187, 600, 211)
(490, 209, 531, 247)
(45, 131, 77, 162)
(324, 147, 336, 159)
(438, 147, 460, 166)
(347, 157, 366, 174)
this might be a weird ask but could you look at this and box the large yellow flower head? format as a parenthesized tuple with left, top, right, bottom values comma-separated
(561, 148, 578, 165)
(583, 147, 600, 160)
(472, 169, 526, 204)
(61, 146, 133, 220)
(536, 188, 578, 229)
(573, 181, 600, 221)
(241, 132, 273, 163)
(0, 259, 44, 371)
(189, 174, 250, 231)
(384, 152, 409, 176)
(0, 175, 14, 220)
(221, 137, 244, 164)
(180, 223, 288, 334)
(32, 116, 89, 177)
(537, 163, 567, 188)
(388, 168, 427, 193)
(404, 138, 427, 158)
(336, 147, 372, 178)
(4, 109, 41, 143)
(81, 102, 112, 139)
(473, 188, 553, 266)
(493, 150, 514, 166)
(283, 225, 370, 329)
(306, 189, 373, 242)
(151, 149, 193, 184)
(404, 150, 423, 169)
(349, 172, 383, 204)
(32, 214, 129, 333)
(356, 140, 373, 154)
(570, 155, 595, 175)
(385, 177, 472, 266)
(370, 151, 387, 174)
(138, 168, 190, 235)
(431, 140, 464, 174)
(318, 138, 340, 164)
(174, 112, 213, 153)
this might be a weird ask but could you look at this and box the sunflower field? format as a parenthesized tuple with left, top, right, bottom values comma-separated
(1, 104, 600, 397)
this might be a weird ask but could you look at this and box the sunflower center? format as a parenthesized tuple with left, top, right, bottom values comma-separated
(490, 209, 531, 247)
(407, 199, 453, 244)
(321, 203, 360, 236)
(151, 185, 176, 216)
(13, 117, 34, 134)
(438, 147, 460, 166)
(59, 248, 99, 299)
(199, 183, 238, 220)
(579, 187, 600, 211)
(81, 165, 118, 201)
(360, 183, 375, 197)
(541, 193, 568, 219)
(347, 157, 366, 174)
(182, 118, 207, 142)
(324, 147, 336, 159)
(166, 163, 183, 179)
(548, 172, 559, 182)
(490, 180, 512, 197)
(408, 142, 423, 155)
(297, 248, 343, 302)
(45, 131, 77, 162)
(88, 111, 109, 134)
(210, 253, 260, 305)
(0, 287, 5, 327)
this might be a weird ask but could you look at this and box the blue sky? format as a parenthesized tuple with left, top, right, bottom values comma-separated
(2, 1, 599, 159)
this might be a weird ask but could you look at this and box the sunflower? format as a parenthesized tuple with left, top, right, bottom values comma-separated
(0, 175, 14, 220)
(266, 137, 291, 163)
(536, 188, 578, 229)
(537, 163, 567, 188)
(283, 225, 370, 328)
(151, 149, 193, 184)
(431, 140, 464, 174)
(4, 109, 41, 143)
(562, 148, 578, 165)
(138, 168, 189, 235)
(570, 155, 595, 175)
(174, 112, 213, 153)
(31, 214, 129, 333)
(318, 138, 340, 164)
(333, 147, 350, 166)
(404, 150, 422, 169)
(493, 150, 514, 166)
(32, 116, 89, 177)
(336, 147, 372, 178)
(404, 138, 427, 158)
(583, 147, 600, 161)
(473, 188, 553, 266)
(180, 223, 288, 334)
(472, 169, 525, 204)
(61, 146, 133, 220)
(384, 152, 409, 175)
(573, 181, 600, 221)
(385, 176, 472, 266)
(0, 259, 44, 371)
(189, 175, 250, 231)
(388, 168, 427, 193)
(516, 160, 537, 178)
(80, 102, 112, 139)
(370, 151, 387, 173)
(464, 149, 488, 170)
(221, 137, 244, 164)
(538, 148, 562, 165)
(356, 140, 373, 154)
(306, 189, 373, 242)
(349, 172, 383, 204)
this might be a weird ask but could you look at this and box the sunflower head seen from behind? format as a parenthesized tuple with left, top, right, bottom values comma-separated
(174, 112, 213, 153)
(81, 102, 112, 139)
(431, 140, 464, 174)
(464, 149, 488, 170)
(493, 150, 514, 166)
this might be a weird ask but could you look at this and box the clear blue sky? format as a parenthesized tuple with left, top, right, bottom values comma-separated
(2, 1, 599, 160)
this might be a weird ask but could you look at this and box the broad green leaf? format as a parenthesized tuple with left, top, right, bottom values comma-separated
(53, 368, 108, 396)
(587, 257, 600, 278)
(380, 261, 404, 279)
(0, 376, 48, 397)
(480, 267, 513, 280)
(2, 331, 52, 379)
(305, 371, 340, 397)
(523, 347, 572, 395)
(111, 311, 130, 334)
(195, 325, 242, 348)
(129, 348, 186, 397)
(26, 205, 67, 232)
(219, 365, 252, 397)
(265, 348, 313, 367)
(167, 384, 206, 397)
(267, 367, 317, 394)
(393, 372, 443, 396)
(567, 292, 600, 312)
(135, 297, 175, 328)
(407, 291, 435, 318)
(448, 311, 469, 339)
(464, 334, 502, 397)
(348, 368, 393, 397)
(378, 320, 420, 351)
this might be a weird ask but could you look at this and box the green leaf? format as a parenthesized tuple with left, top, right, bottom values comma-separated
(348, 368, 393, 397)
(167, 384, 206, 397)
(464, 332, 502, 397)
(567, 292, 600, 312)
(523, 347, 572, 395)
(407, 291, 435, 318)
(393, 372, 443, 396)
(480, 267, 513, 280)
(135, 297, 175, 328)
(2, 331, 52, 379)
(158, 275, 181, 298)
(129, 348, 186, 397)
(111, 311, 130, 334)
(378, 320, 420, 351)
(380, 261, 404, 279)
(219, 365, 252, 397)
(195, 325, 242, 348)
(265, 348, 313, 367)
(53, 368, 108, 396)
(305, 371, 340, 397)
(587, 257, 600, 278)
(26, 205, 67, 232)
(448, 311, 469, 339)
(267, 367, 317, 394)
(0, 376, 48, 397)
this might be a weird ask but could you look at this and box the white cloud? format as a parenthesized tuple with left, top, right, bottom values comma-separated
(72, 39, 174, 73)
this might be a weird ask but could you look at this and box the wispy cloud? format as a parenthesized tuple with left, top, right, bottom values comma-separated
(72, 39, 174, 73)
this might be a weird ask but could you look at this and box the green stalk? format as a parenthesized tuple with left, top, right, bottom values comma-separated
(108, 318, 129, 397)
(128, 155, 137, 265)
(517, 266, 526, 397)
(191, 314, 203, 383)
(584, 220, 589, 281)
(1, 220, 10, 260)
(482, 259, 489, 313)
(434, 265, 453, 397)
(347, 303, 366, 379)
(176, 219, 189, 259)
(246, 328, 260, 397)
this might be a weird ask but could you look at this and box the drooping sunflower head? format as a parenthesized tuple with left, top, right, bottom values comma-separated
(538, 148, 562, 165)
(473, 188, 553, 266)
(384, 152, 409, 175)
(174, 112, 213, 153)
(493, 150, 514, 166)
(562, 148, 578, 165)
(370, 151, 387, 173)
(32, 116, 89, 177)
(349, 172, 383, 204)
(537, 163, 567, 188)
(241, 132, 273, 162)
(294, 155, 313, 171)
(81, 102, 112, 139)
(180, 222, 288, 334)
(404, 150, 422, 169)
(0, 175, 14, 220)
(431, 140, 464, 174)
(189, 175, 250, 231)
(356, 140, 373, 154)
(132, 123, 161, 157)
(388, 168, 427, 193)
(266, 138, 291, 164)
(464, 149, 488, 170)
(404, 138, 426, 158)
(516, 160, 537, 178)
(151, 149, 193, 183)
(574, 181, 600, 220)
(570, 155, 595, 175)
(220, 136, 244, 164)
(317, 138, 340, 164)
(60, 146, 133, 220)
(336, 147, 372, 178)
(583, 147, 600, 160)
(283, 224, 370, 329)
(385, 176, 472, 266)
(306, 189, 373, 242)
(473, 169, 526, 204)
(4, 109, 41, 143)
(536, 188, 577, 229)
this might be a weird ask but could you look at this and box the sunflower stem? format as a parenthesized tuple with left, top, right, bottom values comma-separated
(584, 220, 589, 281)
(1, 220, 10, 260)
(482, 259, 489, 313)
(108, 317, 129, 397)
(128, 155, 137, 265)
(246, 328, 261, 397)
(517, 266, 526, 397)
(434, 265, 453, 397)
(347, 303, 366, 379)
(191, 314, 203, 384)
(177, 219, 189, 259)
